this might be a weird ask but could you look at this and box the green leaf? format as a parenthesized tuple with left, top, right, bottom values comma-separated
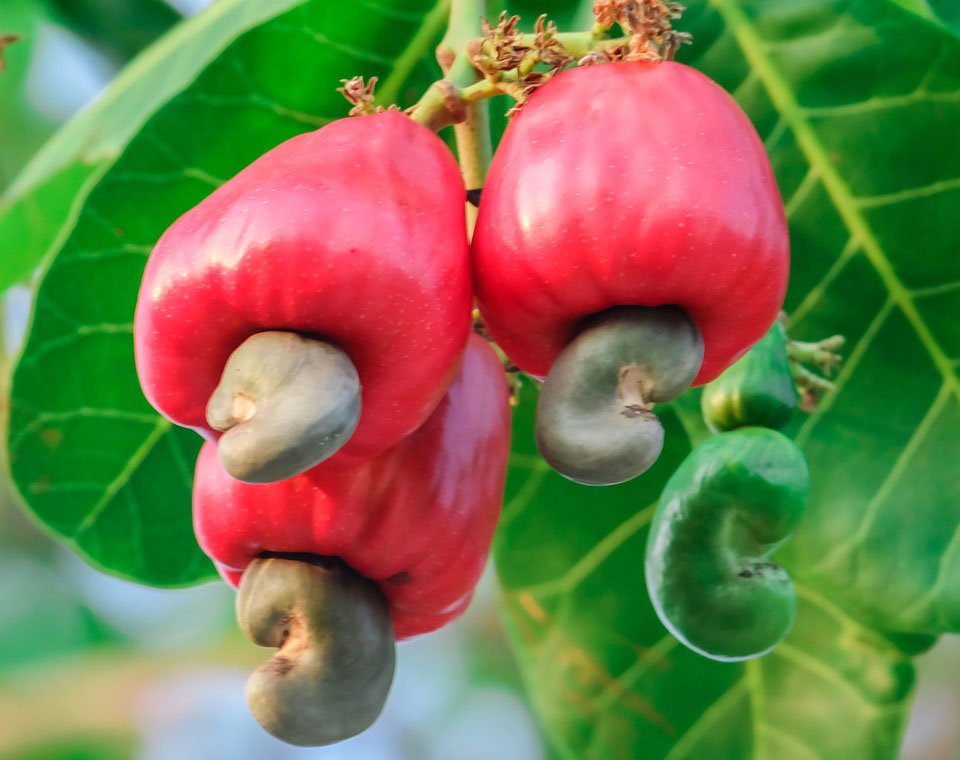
(712, 0, 960, 636)
(495, 0, 960, 757)
(889, 0, 960, 34)
(5, 0, 450, 586)
(0, 0, 300, 293)
(0, 0, 60, 191)
(48, 0, 183, 65)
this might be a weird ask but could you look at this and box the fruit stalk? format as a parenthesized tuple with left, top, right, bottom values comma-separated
(441, 0, 491, 231)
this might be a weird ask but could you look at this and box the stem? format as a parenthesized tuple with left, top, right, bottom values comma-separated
(455, 101, 490, 233)
(790, 361, 835, 400)
(407, 3, 633, 134)
(524, 29, 620, 57)
(442, 0, 485, 87)
(787, 335, 845, 370)
(407, 32, 630, 130)
(439, 0, 491, 233)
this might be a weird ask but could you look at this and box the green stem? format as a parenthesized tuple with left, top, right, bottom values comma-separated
(442, 0, 485, 87)
(790, 361, 835, 393)
(525, 29, 620, 57)
(787, 335, 845, 374)
(407, 10, 627, 133)
(438, 0, 491, 233)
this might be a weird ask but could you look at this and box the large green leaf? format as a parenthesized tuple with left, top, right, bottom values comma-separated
(5, 0, 451, 586)
(495, 0, 960, 757)
(0, 0, 302, 293)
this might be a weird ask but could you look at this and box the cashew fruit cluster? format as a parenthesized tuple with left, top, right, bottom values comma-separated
(133, 40, 801, 746)
(135, 112, 511, 745)
(473, 61, 789, 485)
(197, 334, 510, 744)
(644, 315, 811, 661)
(136, 112, 473, 481)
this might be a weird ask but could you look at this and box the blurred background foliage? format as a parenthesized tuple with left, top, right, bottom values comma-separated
(1, 1, 959, 758)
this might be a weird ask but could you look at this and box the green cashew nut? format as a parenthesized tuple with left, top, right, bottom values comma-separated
(207, 331, 361, 483)
(536, 306, 704, 486)
(237, 556, 395, 746)
(645, 428, 808, 661)
(700, 321, 798, 432)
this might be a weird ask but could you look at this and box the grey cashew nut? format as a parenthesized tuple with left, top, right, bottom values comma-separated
(207, 331, 361, 483)
(536, 306, 704, 486)
(237, 556, 396, 747)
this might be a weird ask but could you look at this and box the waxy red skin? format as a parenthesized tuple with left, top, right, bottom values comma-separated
(472, 61, 789, 385)
(193, 335, 511, 640)
(135, 112, 472, 466)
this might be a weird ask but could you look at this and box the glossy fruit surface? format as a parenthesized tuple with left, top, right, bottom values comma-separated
(135, 111, 472, 466)
(645, 427, 808, 661)
(193, 335, 511, 640)
(472, 61, 789, 385)
(535, 305, 702, 485)
(701, 321, 798, 432)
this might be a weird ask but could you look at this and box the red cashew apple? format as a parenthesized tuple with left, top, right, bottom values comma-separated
(135, 111, 472, 482)
(192, 335, 511, 745)
(471, 61, 789, 484)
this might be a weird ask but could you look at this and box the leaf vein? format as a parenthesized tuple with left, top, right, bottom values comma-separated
(72, 416, 171, 539)
(773, 643, 901, 713)
(802, 88, 958, 118)
(809, 383, 952, 576)
(787, 236, 859, 326)
(856, 174, 960, 209)
(663, 679, 748, 760)
(794, 299, 894, 447)
(710, 0, 960, 417)
(519, 502, 657, 599)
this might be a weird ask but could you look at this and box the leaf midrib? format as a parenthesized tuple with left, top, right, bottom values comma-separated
(700, 5, 935, 757)
(709, 0, 959, 407)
